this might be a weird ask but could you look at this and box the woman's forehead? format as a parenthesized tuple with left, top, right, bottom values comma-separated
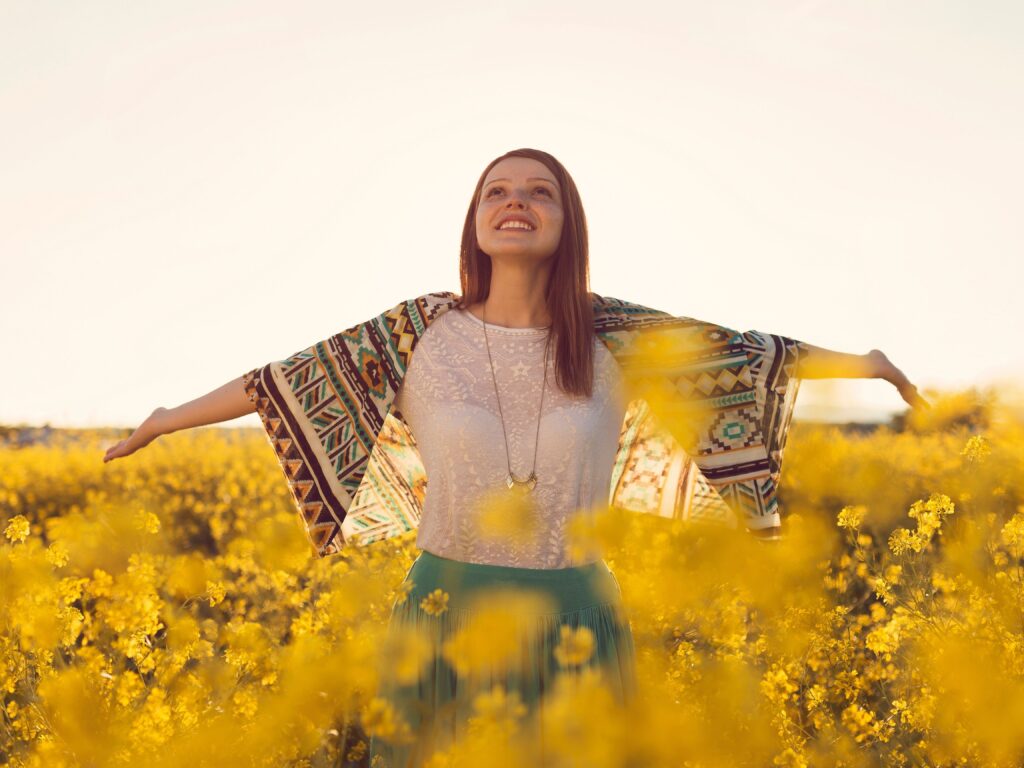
(484, 157, 558, 186)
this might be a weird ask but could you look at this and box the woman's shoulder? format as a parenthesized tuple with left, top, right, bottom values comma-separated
(590, 293, 673, 326)
(372, 291, 461, 326)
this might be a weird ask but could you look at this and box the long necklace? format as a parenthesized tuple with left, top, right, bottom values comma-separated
(481, 304, 551, 491)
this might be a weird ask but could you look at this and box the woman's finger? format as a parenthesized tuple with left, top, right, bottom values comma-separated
(899, 381, 930, 410)
(104, 438, 130, 463)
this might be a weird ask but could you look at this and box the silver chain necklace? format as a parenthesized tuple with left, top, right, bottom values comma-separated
(481, 304, 551, 491)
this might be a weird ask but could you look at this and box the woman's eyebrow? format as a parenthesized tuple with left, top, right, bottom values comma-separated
(484, 177, 558, 187)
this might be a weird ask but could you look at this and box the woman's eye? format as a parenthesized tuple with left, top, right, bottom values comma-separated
(485, 187, 552, 197)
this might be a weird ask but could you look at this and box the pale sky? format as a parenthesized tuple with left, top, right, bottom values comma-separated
(2, 1, 1021, 428)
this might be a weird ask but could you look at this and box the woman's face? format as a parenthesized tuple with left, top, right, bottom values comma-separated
(475, 157, 564, 263)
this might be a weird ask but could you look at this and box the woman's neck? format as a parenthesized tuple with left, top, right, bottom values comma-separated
(468, 268, 552, 328)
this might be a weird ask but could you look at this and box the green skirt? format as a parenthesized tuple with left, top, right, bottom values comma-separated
(367, 549, 637, 767)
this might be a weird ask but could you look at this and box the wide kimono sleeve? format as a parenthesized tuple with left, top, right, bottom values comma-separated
(241, 292, 460, 559)
(595, 295, 810, 535)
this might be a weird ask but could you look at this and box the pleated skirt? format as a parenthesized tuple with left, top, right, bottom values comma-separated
(367, 548, 638, 767)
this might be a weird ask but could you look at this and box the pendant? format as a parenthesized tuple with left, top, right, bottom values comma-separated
(505, 471, 538, 491)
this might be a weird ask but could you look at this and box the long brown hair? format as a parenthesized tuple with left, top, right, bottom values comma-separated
(457, 148, 595, 398)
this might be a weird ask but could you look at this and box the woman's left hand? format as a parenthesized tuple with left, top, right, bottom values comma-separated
(867, 349, 931, 411)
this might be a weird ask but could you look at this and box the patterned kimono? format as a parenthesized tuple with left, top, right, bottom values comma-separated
(242, 291, 808, 560)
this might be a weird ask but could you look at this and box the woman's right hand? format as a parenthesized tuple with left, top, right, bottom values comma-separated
(102, 407, 171, 464)
(866, 349, 931, 411)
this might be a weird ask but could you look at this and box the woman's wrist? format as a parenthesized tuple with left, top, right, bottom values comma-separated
(147, 406, 176, 437)
(865, 349, 893, 382)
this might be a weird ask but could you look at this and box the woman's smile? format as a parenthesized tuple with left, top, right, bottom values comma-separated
(496, 215, 536, 231)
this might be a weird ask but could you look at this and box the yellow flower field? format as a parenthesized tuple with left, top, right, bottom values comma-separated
(2, 385, 1024, 767)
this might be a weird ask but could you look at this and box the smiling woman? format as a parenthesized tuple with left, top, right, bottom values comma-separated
(367, 150, 638, 765)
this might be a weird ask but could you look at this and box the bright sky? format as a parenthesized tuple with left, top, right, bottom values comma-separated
(2, 1, 1021, 429)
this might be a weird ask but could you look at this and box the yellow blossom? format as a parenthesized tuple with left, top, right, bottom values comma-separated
(959, 435, 991, 463)
(45, 541, 70, 567)
(837, 504, 867, 530)
(841, 701, 878, 744)
(468, 683, 527, 728)
(806, 683, 827, 711)
(888, 528, 916, 556)
(440, 589, 554, 676)
(760, 664, 798, 704)
(361, 696, 412, 743)
(871, 577, 894, 605)
(865, 619, 901, 659)
(553, 624, 595, 667)
(133, 509, 161, 534)
(231, 686, 259, 719)
(206, 580, 227, 606)
(419, 588, 449, 616)
(5, 514, 30, 543)
(393, 579, 414, 605)
(999, 509, 1024, 558)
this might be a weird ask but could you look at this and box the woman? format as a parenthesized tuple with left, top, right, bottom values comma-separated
(103, 148, 928, 766)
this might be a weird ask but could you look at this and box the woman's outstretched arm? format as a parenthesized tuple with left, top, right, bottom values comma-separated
(798, 345, 930, 411)
(102, 374, 255, 464)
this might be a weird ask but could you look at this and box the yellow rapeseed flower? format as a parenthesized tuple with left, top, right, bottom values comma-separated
(805, 683, 827, 711)
(884, 564, 903, 583)
(841, 701, 878, 744)
(540, 666, 627, 767)
(378, 624, 432, 686)
(867, 576, 889, 606)
(999, 508, 1024, 558)
(4, 514, 30, 543)
(440, 589, 554, 676)
(474, 486, 539, 545)
(760, 664, 798, 705)
(206, 580, 227, 606)
(45, 541, 70, 567)
(960, 435, 991, 463)
(133, 508, 161, 534)
(887, 529, 917, 556)
(553, 624, 595, 668)
(393, 578, 415, 605)
(361, 696, 412, 743)
(232, 686, 259, 719)
(837, 505, 867, 530)
(907, 493, 955, 535)
(420, 588, 449, 616)
(469, 683, 527, 726)
(865, 618, 902, 660)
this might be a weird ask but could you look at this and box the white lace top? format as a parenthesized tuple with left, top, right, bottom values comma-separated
(393, 307, 629, 569)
